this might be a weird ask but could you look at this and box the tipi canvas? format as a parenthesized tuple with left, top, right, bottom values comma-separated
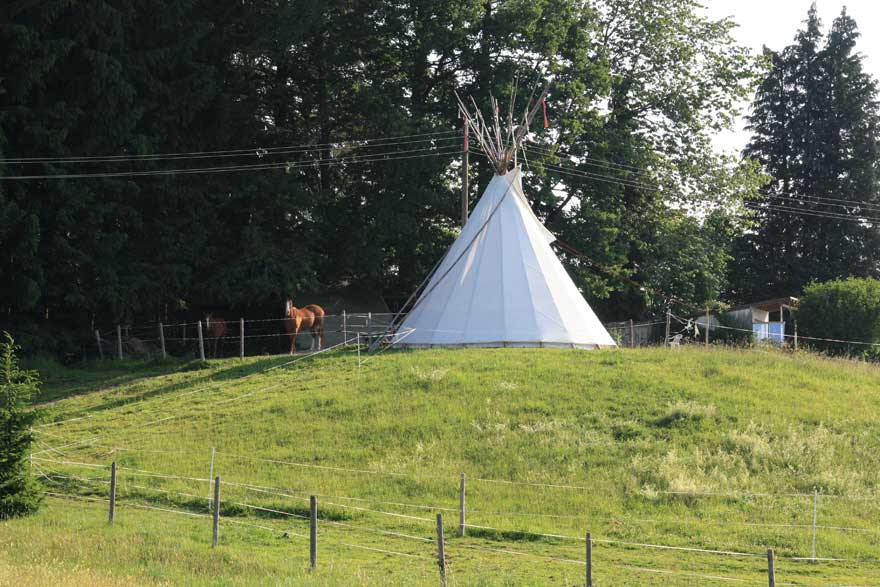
(397, 167, 616, 349)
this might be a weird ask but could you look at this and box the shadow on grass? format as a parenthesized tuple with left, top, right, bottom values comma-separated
(465, 526, 551, 543)
(32, 349, 358, 422)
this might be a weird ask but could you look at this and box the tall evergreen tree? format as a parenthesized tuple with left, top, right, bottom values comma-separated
(730, 6, 880, 301)
(0, 332, 41, 518)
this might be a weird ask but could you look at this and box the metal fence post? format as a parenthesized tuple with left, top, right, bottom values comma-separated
(159, 322, 166, 359)
(458, 473, 466, 537)
(116, 325, 123, 359)
(239, 318, 245, 360)
(198, 320, 206, 361)
(811, 490, 818, 561)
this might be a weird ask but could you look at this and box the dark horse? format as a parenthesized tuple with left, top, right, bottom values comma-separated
(283, 298, 325, 354)
(204, 313, 227, 358)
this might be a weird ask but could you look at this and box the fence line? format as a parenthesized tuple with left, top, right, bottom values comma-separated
(62, 459, 877, 563)
(35, 457, 880, 539)
(39, 474, 880, 587)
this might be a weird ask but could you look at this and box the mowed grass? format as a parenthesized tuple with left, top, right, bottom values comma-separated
(6, 346, 880, 586)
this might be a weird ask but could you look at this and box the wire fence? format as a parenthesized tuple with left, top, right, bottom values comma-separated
(91, 306, 880, 363)
(92, 312, 397, 361)
(33, 457, 880, 587)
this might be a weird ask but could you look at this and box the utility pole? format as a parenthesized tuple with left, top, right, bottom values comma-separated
(461, 116, 469, 227)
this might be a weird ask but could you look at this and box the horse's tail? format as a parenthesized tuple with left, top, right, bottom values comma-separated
(305, 305, 325, 348)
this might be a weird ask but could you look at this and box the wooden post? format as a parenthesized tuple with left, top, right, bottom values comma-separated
(367, 312, 372, 341)
(239, 318, 244, 360)
(212, 476, 221, 547)
(109, 461, 117, 524)
(462, 119, 469, 227)
(197, 320, 206, 361)
(767, 549, 776, 587)
(458, 473, 466, 537)
(705, 307, 710, 348)
(208, 447, 215, 511)
(586, 532, 592, 587)
(811, 490, 818, 562)
(436, 513, 447, 587)
(116, 325, 123, 359)
(95, 330, 104, 360)
(342, 310, 348, 342)
(357, 332, 361, 373)
(664, 309, 671, 348)
(794, 321, 799, 352)
(159, 322, 166, 359)
(310, 495, 318, 570)
(629, 319, 635, 348)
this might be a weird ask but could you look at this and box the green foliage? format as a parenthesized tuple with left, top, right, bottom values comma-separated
(0, 332, 42, 518)
(712, 311, 755, 347)
(795, 277, 880, 359)
(730, 7, 880, 302)
(1, 1, 764, 353)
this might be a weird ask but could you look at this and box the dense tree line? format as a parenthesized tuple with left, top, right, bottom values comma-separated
(2, 1, 766, 357)
(729, 6, 880, 301)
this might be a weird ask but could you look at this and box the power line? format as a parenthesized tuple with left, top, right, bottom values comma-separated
(768, 193, 880, 214)
(2, 135, 460, 166)
(0, 129, 458, 164)
(0, 146, 460, 181)
(748, 202, 880, 224)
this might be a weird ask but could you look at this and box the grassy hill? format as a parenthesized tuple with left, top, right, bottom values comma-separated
(5, 347, 880, 586)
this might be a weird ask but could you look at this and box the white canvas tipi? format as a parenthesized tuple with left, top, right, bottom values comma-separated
(397, 166, 616, 349)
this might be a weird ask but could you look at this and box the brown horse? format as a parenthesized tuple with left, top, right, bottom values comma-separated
(283, 298, 325, 354)
(204, 314, 228, 358)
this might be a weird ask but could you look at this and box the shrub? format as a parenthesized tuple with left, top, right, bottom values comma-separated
(0, 332, 42, 519)
(711, 312, 755, 346)
(795, 277, 880, 360)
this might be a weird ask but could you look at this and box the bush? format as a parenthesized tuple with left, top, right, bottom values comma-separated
(0, 332, 42, 519)
(795, 277, 880, 360)
(711, 312, 755, 346)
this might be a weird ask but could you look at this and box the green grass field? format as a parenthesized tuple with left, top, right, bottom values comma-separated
(4, 346, 880, 586)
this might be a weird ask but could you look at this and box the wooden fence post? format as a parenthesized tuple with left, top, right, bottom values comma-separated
(794, 321, 799, 352)
(109, 461, 117, 523)
(197, 320, 206, 361)
(586, 531, 592, 587)
(159, 322, 166, 360)
(767, 549, 776, 587)
(239, 318, 244, 360)
(342, 310, 348, 342)
(357, 332, 361, 373)
(435, 513, 447, 587)
(212, 476, 221, 547)
(116, 325, 123, 359)
(629, 319, 635, 348)
(95, 330, 104, 360)
(458, 473, 466, 537)
(310, 495, 318, 570)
